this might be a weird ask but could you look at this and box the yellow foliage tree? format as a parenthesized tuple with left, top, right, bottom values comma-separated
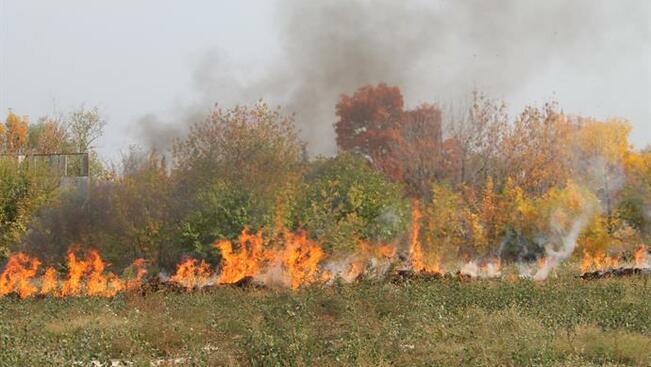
(573, 118, 633, 216)
(4, 111, 29, 154)
(423, 183, 466, 262)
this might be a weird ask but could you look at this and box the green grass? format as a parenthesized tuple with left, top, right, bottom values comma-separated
(0, 275, 649, 366)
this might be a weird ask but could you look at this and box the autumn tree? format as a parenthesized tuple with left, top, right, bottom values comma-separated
(572, 118, 633, 216)
(3, 111, 29, 154)
(422, 182, 466, 261)
(335, 83, 443, 198)
(378, 104, 443, 197)
(335, 83, 404, 159)
(445, 91, 509, 188)
(27, 116, 70, 154)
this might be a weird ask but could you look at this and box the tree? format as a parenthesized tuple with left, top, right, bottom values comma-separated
(4, 111, 29, 154)
(500, 103, 576, 195)
(422, 182, 466, 262)
(27, 117, 69, 154)
(445, 91, 509, 188)
(573, 118, 633, 216)
(377, 104, 444, 197)
(68, 106, 105, 153)
(335, 84, 444, 198)
(0, 158, 60, 259)
(335, 83, 404, 160)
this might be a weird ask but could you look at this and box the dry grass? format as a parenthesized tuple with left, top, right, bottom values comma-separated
(0, 275, 649, 366)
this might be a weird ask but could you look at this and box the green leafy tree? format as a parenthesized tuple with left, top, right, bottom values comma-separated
(296, 153, 409, 254)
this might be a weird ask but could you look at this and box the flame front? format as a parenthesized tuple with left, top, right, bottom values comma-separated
(581, 250, 621, 273)
(0, 250, 146, 299)
(170, 258, 213, 290)
(634, 245, 647, 268)
(0, 253, 41, 299)
(215, 229, 325, 289)
(1, 228, 644, 300)
(408, 203, 440, 274)
(215, 229, 270, 285)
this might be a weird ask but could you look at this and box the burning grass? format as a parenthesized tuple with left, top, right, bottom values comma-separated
(1, 223, 648, 299)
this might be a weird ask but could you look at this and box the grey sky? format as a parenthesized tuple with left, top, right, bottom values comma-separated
(1, 0, 649, 160)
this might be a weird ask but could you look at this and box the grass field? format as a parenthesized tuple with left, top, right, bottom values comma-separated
(0, 267, 649, 366)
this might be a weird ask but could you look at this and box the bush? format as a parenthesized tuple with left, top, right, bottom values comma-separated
(296, 154, 409, 254)
(173, 103, 306, 262)
(0, 158, 60, 258)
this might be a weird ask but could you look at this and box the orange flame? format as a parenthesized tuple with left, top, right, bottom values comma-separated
(215, 229, 271, 284)
(481, 258, 501, 277)
(215, 229, 326, 289)
(581, 250, 621, 273)
(537, 257, 547, 271)
(0, 249, 148, 299)
(279, 230, 325, 289)
(580, 250, 592, 273)
(169, 258, 213, 290)
(40, 267, 58, 295)
(634, 245, 647, 267)
(125, 258, 148, 290)
(408, 203, 440, 274)
(0, 253, 41, 299)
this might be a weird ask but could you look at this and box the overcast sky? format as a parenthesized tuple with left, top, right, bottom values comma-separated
(0, 0, 649, 160)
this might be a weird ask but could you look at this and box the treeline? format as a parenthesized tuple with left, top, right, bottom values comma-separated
(1, 85, 649, 271)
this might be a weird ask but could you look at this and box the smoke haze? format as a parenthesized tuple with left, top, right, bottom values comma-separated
(142, 0, 648, 155)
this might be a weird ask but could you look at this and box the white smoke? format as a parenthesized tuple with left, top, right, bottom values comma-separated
(533, 214, 591, 281)
(460, 260, 502, 279)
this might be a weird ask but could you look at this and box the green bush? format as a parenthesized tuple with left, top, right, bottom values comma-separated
(0, 158, 60, 258)
(296, 153, 409, 254)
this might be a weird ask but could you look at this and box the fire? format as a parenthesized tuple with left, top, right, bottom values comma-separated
(59, 249, 125, 297)
(358, 241, 396, 259)
(215, 229, 326, 289)
(377, 244, 397, 258)
(170, 259, 213, 290)
(0, 253, 41, 299)
(581, 250, 621, 273)
(40, 267, 58, 295)
(215, 229, 271, 285)
(0, 249, 147, 299)
(278, 230, 325, 289)
(634, 245, 647, 267)
(408, 203, 440, 274)
(7, 222, 641, 300)
(580, 250, 592, 273)
(482, 258, 501, 278)
(125, 258, 148, 289)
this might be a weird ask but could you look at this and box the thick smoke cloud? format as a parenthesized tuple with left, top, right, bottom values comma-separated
(140, 0, 644, 156)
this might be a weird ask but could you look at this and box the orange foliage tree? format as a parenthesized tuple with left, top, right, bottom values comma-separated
(335, 83, 443, 198)
(3, 111, 29, 154)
